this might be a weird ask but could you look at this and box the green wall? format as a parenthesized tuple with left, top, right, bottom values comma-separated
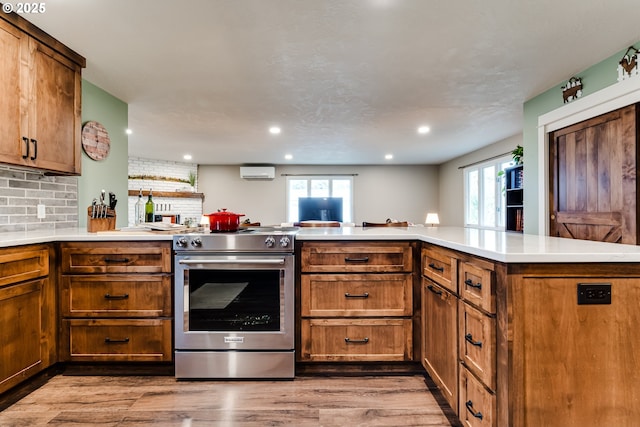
(522, 44, 638, 234)
(78, 80, 129, 228)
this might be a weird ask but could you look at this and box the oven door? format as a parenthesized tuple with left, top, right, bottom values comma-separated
(175, 254, 294, 350)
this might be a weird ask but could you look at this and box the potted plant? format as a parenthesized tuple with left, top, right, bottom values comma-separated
(188, 171, 196, 192)
(511, 145, 523, 165)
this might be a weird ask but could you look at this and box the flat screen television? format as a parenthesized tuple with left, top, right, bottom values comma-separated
(298, 197, 343, 222)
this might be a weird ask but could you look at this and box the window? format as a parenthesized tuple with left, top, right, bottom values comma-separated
(464, 156, 513, 230)
(286, 176, 353, 222)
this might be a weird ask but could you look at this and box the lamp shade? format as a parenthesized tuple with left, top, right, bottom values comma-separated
(425, 213, 440, 225)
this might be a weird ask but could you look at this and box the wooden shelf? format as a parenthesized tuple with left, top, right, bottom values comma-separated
(128, 190, 204, 200)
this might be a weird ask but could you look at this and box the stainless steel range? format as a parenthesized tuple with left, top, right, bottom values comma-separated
(173, 227, 297, 379)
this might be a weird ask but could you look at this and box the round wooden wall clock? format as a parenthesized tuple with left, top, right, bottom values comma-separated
(81, 121, 111, 161)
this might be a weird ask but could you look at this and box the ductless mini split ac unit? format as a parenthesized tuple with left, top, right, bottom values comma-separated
(240, 166, 276, 180)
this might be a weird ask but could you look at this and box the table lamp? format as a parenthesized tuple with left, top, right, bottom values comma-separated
(425, 213, 440, 227)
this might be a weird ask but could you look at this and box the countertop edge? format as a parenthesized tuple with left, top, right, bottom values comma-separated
(4, 226, 640, 264)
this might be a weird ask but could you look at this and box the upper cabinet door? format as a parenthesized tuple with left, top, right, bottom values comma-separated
(28, 39, 82, 174)
(0, 15, 84, 175)
(549, 104, 637, 244)
(0, 19, 29, 167)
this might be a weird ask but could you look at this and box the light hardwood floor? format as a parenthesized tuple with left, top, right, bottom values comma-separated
(0, 374, 458, 426)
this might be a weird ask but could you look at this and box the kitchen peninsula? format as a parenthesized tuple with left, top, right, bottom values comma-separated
(1, 226, 639, 427)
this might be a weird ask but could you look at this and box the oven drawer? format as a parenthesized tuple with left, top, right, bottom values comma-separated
(301, 273, 412, 317)
(61, 319, 172, 362)
(300, 318, 412, 361)
(61, 274, 172, 317)
(301, 242, 413, 273)
(60, 242, 171, 274)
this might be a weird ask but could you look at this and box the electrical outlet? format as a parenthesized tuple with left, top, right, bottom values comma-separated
(577, 283, 611, 305)
(37, 204, 46, 219)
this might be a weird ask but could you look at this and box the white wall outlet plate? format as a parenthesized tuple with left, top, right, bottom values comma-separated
(37, 204, 46, 219)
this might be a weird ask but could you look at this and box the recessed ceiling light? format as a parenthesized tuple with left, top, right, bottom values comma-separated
(125, 128, 133, 135)
(417, 126, 430, 134)
(183, 154, 192, 160)
(385, 154, 393, 160)
(269, 126, 281, 134)
(284, 154, 293, 160)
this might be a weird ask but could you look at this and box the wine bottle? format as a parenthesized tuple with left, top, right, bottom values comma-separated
(145, 189, 155, 222)
(135, 188, 145, 224)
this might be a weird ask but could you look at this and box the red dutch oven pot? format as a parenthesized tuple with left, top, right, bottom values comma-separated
(206, 209, 245, 232)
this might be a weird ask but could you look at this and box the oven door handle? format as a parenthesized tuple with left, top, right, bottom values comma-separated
(178, 258, 286, 265)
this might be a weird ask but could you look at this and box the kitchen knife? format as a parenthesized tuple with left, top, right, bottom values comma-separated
(109, 192, 117, 210)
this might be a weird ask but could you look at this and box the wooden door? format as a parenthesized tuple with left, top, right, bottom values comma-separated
(29, 38, 82, 174)
(0, 279, 44, 394)
(422, 279, 458, 413)
(549, 104, 638, 244)
(0, 19, 29, 167)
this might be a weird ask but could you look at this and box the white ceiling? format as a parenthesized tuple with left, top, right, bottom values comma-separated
(20, 0, 640, 165)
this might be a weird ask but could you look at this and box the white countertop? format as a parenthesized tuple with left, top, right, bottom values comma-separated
(3, 226, 640, 263)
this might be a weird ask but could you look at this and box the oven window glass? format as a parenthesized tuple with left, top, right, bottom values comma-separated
(188, 269, 281, 331)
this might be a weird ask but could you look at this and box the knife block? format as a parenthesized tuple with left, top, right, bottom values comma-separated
(87, 206, 116, 232)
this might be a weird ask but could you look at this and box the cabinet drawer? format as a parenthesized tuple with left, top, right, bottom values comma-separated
(459, 366, 496, 427)
(61, 274, 172, 317)
(301, 273, 412, 317)
(300, 318, 412, 361)
(422, 247, 457, 293)
(460, 261, 495, 314)
(459, 301, 496, 390)
(62, 319, 172, 362)
(0, 245, 49, 287)
(301, 242, 413, 273)
(60, 242, 171, 274)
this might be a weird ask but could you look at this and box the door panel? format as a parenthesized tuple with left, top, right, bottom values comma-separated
(550, 104, 637, 244)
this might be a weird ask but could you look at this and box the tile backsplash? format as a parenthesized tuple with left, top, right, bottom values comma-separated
(0, 165, 78, 233)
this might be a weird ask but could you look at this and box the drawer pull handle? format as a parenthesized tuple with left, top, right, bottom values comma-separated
(345, 292, 369, 298)
(22, 137, 30, 159)
(465, 333, 483, 348)
(427, 285, 443, 296)
(464, 279, 482, 289)
(465, 400, 483, 420)
(30, 138, 37, 160)
(104, 293, 129, 300)
(104, 257, 130, 263)
(428, 263, 444, 272)
(345, 256, 369, 263)
(104, 337, 130, 344)
(345, 337, 369, 344)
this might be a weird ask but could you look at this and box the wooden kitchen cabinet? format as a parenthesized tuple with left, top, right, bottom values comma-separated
(0, 244, 55, 394)
(0, 14, 84, 175)
(507, 266, 640, 427)
(422, 278, 458, 412)
(59, 242, 173, 362)
(458, 258, 496, 426)
(298, 241, 415, 363)
(420, 244, 497, 424)
(421, 245, 459, 413)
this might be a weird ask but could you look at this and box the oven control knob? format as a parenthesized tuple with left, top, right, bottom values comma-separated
(176, 237, 188, 247)
(265, 236, 276, 248)
(279, 236, 291, 248)
(190, 237, 202, 247)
